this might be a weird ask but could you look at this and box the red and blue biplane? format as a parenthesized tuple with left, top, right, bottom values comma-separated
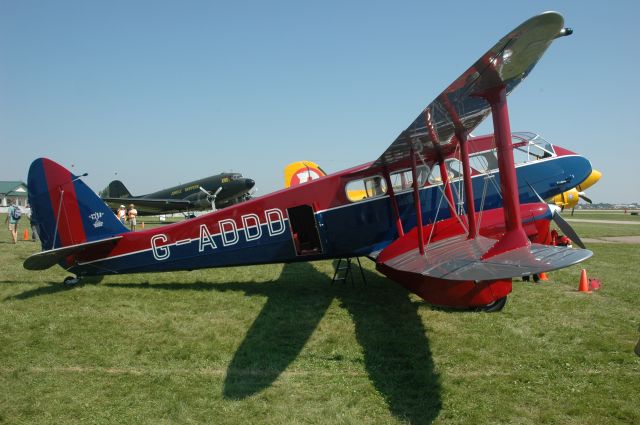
(24, 12, 592, 311)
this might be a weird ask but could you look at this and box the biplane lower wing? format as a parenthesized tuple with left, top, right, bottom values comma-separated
(379, 234, 592, 281)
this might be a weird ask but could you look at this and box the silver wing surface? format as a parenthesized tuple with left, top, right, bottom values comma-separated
(371, 12, 566, 171)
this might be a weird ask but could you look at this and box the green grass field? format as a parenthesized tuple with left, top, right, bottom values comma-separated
(568, 210, 640, 222)
(1, 214, 639, 424)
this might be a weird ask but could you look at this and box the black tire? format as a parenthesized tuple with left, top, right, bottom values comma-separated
(481, 296, 508, 312)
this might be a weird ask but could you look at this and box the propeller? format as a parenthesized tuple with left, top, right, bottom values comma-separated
(528, 183, 586, 249)
(548, 204, 586, 249)
(199, 186, 222, 211)
(578, 193, 593, 204)
(570, 192, 593, 216)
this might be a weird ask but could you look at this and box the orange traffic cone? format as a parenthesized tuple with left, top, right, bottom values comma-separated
(539, 272, 549, 281)
(578, 269, 591, 293)
(23, 228, 29, 241)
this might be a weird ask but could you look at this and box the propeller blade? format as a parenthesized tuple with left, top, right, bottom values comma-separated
(199, 186, 211, 196)
(552, 212, 586, 249)
(579, 193, 593, 204)
(210, 187, 222, 211)
(518, 182, 586, 249)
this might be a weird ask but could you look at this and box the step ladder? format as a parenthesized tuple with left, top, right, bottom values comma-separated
(331, 257, 366, 285)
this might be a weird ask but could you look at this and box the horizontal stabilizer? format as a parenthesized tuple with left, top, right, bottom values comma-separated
(23, 236, 122, 271)
(381, 234, 592, 281)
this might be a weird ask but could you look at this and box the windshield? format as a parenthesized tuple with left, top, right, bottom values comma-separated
(511, 132, 556, 165)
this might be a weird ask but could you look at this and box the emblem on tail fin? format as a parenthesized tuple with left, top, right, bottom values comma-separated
(89, 212, 104, 228)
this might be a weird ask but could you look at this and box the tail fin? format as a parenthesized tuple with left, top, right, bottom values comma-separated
(102, 180, 132, 198)
(28, 158, 129, 251)
(284, 161, 327, 188)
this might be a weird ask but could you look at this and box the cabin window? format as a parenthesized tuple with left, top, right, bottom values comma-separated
(428, 161, 462, 184)
(388, 165, 429, 191)
(469, 151, 498, 172)
(445, 159, 464, 178)
(346, 176, 387, 202)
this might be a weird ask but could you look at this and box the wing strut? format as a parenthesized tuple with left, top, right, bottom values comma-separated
(424, 107, 456, 218)
(411, 148, 425, 255)
(481, 86, 530, 259)
(441, 95, 478, 239)
(383, 167, 405, 238)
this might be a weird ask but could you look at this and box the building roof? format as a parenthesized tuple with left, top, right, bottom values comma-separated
(0, 181, 28, 197)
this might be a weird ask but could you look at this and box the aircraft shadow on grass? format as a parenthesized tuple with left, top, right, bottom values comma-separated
(5, 263, 441, 423)
(106, 262, 442, 424)
(2, 276, 105, 301)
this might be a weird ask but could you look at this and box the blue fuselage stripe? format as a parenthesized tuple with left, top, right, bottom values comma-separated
(71, 155, 591, 276)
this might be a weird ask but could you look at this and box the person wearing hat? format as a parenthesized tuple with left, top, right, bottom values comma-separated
(127, 204, 138, 231)
(116, 205, 126, 225)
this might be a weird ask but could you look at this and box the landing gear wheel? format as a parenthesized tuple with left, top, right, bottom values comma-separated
(63, 276, 80, 286)
(481, 296, 508, 312)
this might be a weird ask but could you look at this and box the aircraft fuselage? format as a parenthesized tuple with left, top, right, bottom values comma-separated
(70, 142, 592, 276)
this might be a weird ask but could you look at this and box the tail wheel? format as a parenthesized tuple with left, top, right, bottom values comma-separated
(63, 276, 80, 286)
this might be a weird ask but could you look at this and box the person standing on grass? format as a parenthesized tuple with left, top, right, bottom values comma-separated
(5, 200, 21, 244)
(116, 205, 127, 225)
(128, 203, 138, 231)
(25, 204, 39, 242)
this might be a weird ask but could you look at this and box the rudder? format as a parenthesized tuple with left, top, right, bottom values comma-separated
(103, 180, 132, 198)
(28, 158, 129, 251)
(284, 160, 327, 188)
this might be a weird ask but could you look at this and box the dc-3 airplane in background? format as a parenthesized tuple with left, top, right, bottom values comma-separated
(24, 12, 594, 311)
(100, 172, 256, 216)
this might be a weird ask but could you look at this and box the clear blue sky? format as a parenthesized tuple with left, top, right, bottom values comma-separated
(1, 1, 638, 203)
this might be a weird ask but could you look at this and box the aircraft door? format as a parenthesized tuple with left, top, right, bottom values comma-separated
(287, 205, 323, 256)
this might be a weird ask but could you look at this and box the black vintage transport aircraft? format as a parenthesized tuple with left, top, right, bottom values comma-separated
(100, 172, 255, 216)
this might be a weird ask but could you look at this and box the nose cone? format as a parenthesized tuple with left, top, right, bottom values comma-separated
(578, 169, 601, 191)
(245, 178, 255, 189)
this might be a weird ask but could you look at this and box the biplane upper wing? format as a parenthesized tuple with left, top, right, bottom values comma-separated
(372, 11, 567, 170)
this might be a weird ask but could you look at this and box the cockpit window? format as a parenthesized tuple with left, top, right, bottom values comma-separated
(512, 132, 555, 164)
